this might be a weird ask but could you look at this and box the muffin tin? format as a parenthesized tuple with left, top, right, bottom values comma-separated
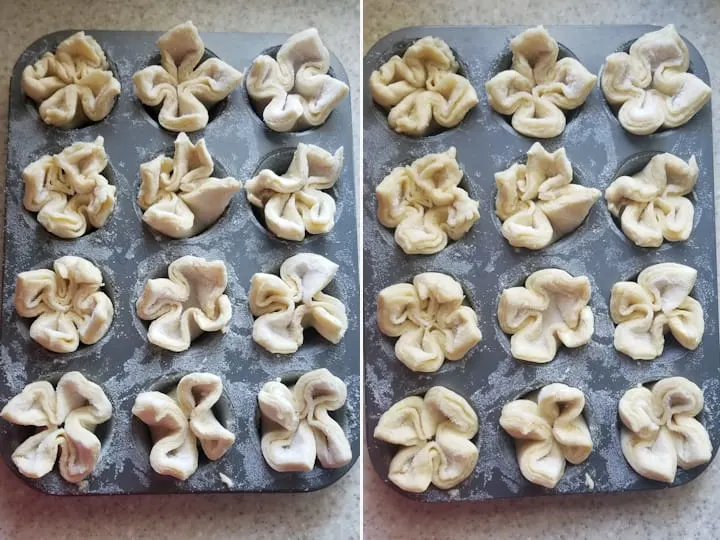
(363, 25, 718, 501)
(1, 29, 359, 495)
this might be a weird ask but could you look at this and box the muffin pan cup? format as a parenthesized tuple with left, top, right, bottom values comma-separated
(1, 29, 359, 495)
(363, 25, 718, 501)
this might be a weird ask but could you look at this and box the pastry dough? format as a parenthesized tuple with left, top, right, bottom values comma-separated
(136, 256, 232, 352)
(22, 32, 120, 128)
(500, 383, 592, 488)
(374, 386, 479, 492)
(377, 273, 482, 372)
(15, 256, 114, 353)
(1, 371, 112, 483)
(605, 153, 698, 247)
(369, 36, 478, 136)
(610, 263, 703, 360)
(246, 28, 348, 132)
(601, 25, 711, 135)
(376, 148, 479, 255)
(496, 143, 600, 249)
(485, 26, 596, 138)
(259, 368, 351, 472)
(619, 377, 711, 482)
(133, 21, 243, 132)
(249, 253, 347, 354)
(498, 269, 594, 363)
(138, 132, 241, 238)
(23, 137, 116, 239)
(246, 144, 343, 241)
(132, 372, 235, 480)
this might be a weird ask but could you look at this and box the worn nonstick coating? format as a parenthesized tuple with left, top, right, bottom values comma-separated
(1, 29, 359, 495)
(363, 25, 718, 502)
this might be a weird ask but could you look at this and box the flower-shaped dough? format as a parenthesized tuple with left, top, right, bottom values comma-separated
(22, 32, 121, 128)
(0, 372, 112, 483)
(374, 386, 479, 493)
(133, 21, 243, 132)
(605, 153, 698, 247)
(498, 269, 594, 363)
(246, 143, 343, 241)
(132, 373, 235, 480)
(496, 143, 600, 249)
(249, 253, 347, 354)
(610, 263, 704, 360)
(601, 25, 712, 135)
(15, 256, 114, 353)
(369, 36, 479, 136)
(259, 368, 352, 472)
(246, 28, 349, 132)
(138, 132, 241, 238)
(619, 377, 711, 483)
(500, 383, 592, 488)
(136, 256, 232, 352)
(485, 26, 596, 138)
(376, 148, 479, 255)
(377, 273, 482, 372)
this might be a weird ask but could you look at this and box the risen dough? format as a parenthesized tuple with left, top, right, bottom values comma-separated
(133, 21, 243, 132)
(0, 371, 112, 483)
(23, 136, 116, 239)
(485, 26, 596, 138)
(132, 372, 235, 480)
(610, 263, 703, 360)
(246, 28, 348, 132)
(138, 132, 241, 238)
(259, 368, 351, 472)
(498, 269, 594, 363)
(15, 256, 114, 353)
(374, 386, 479, 492)
(246, 144, 343, 241)
(377, 272, 482, 372)
(619, 377, 711, 482)
(136, 256, 232, 352)
(376, 148, 479, 254)
(249, 253, 347, 354)
(22, 32, 120, 128)
(495, 143, 600, 249)
(601, 25, 711, 135)
(605, 153, 698, 247)
(369, 36, 478, 136)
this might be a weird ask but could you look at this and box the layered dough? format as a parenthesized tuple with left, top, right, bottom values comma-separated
(601, 25, 711, 135)
(376, 148, 479, 254)
(500, 383, 592, 488)
(619, 377, 711, 482)
(377, 273, 482, 372)
(605, 153, 698, 247)
(259, 368, 351, 472)
(138, 132, 241, 238)
(374, 387, 479, 493)
(1, 372, 112, 483)
(610, 263, 704, 360)
(485, 26, 596, 138)
(133, 21, 243, 132)
(136, 256, 232, 352)
(23, 32, 120, 128)
(132, 372, 235, 480)
(246, 28, 348, 132)
(249, 253, 347, 354)
(15, 256, 114, 353)
(369, 36, 478, 136)
(23, 136, 116, 238)
(498, 269, 594, 363)
(496, 143, 600, 249)
(246, 144, 343, 241)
